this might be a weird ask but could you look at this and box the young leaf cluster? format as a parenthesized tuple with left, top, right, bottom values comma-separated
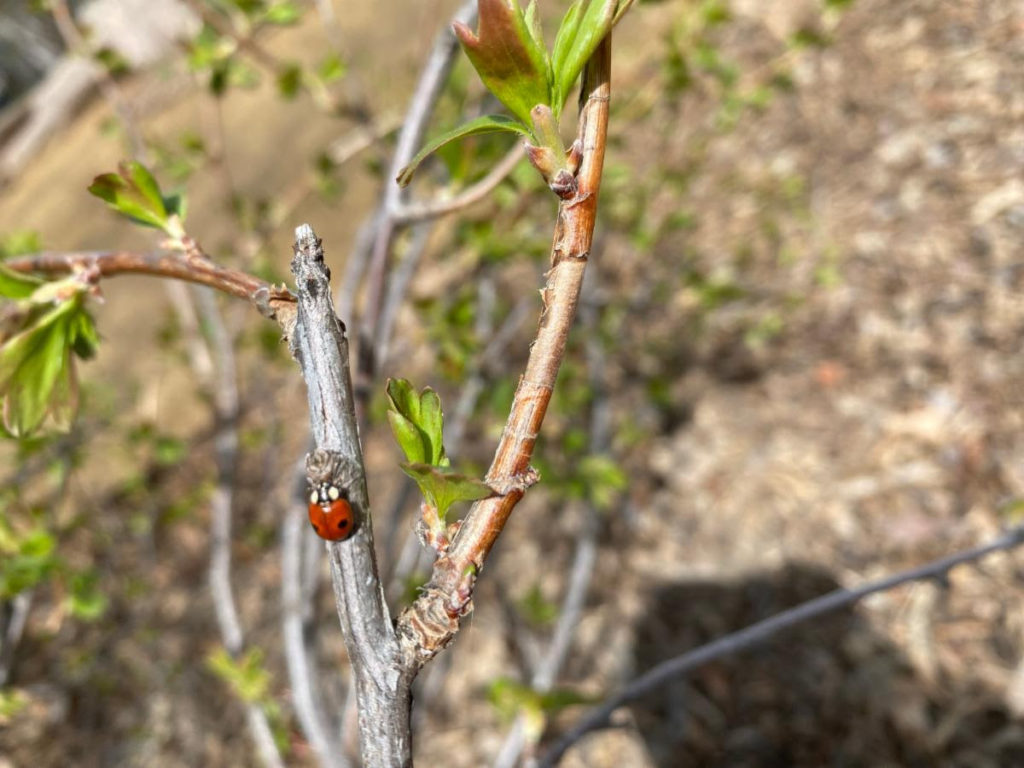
(386, 378, 492, 522)
(88, 162, 187, 240)
(0, 266, 99, 438)
(398, 0, 632, 187)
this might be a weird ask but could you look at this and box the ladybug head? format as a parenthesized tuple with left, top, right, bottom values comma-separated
(309, 482, 343, 508)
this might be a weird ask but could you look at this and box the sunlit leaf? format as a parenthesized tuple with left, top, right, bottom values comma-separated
(0, 264, 43, 300)
(399, 462, 493, 520)
(453, 0, 552, 126)
(0, 231, 42, 259)
(88, 162, 170, 231)
(0, 295, 97, 437)
(385, 378, 447, 465)
(550, 0, 616, 115)
(262, 1, 301, 25)
(317, 53, 346, 82)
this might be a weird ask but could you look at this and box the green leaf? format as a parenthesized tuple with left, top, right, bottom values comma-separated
(0, 688, 28, 721)
(385, 378, 447, 465)
(317, 53, 346, 83)
(46, 349, 78, 433)
(67, 571, 108, 621)
(550, 0, 616, 115)
(519, 584, 559, 626)
(88, 161, 172, 233)
(0, 528, 57, 599)
(387, 410, 428, 463)
(0, 263, 43, 300)
(397, 114, 530, 187)
(550, 1, 585, 108)
(0, 296, 97, 437)
(399, 463, 493, 520)
(538, 687, 598, 712)
(523, 0, 546, 55)
(94, 46, 131, 75)
(0, 231, 42, 258)
(127, 161, 167, 219)
(488, 677, 540, 722)
(488, 677, 596, 726)
(163, 191, 188, 223)
(206, 647, 272, 704)
(262, 0, 301, 25)
(578, 454, 627, 511)
(453, 0, 552, 126)
(0, 300, 74, 437)
(386, 379, 494, 519)
(276, 62, 303, 99)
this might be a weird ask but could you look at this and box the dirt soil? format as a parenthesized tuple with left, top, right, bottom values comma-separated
(2, 0, 1024, 767)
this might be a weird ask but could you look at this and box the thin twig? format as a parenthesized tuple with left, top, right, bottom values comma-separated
(397, 33, 613, 665)
(289, 225, 411, 768)
(6, 249, 296, 329)
(393, 143, 523, 224)
(0, 592, 32, 688)
(311, 0, 345, 53)
(536, 525, 1024, 767)
(167, 281, 284, 768)
(355, 0, 478, 401)
(200, 288, 244, 653)
(374, 222, 432, 371)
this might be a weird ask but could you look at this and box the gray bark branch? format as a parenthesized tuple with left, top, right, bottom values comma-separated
(289, 224, 413, 768)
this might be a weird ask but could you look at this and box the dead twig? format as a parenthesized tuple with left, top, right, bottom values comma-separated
(536, 525, 1024, 767)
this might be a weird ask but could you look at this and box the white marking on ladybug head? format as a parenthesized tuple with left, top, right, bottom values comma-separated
(327, 484, 340, 501)
(309, 490, 319, 504)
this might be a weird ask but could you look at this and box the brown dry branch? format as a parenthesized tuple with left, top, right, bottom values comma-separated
(288, 225, 412, 768)
(5, 248, 297, 332)
(397, 34, 613, 665)
(536, 524, 1024, 767)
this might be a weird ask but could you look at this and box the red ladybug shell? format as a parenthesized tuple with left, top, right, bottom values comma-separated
(308, 483, 355, 541)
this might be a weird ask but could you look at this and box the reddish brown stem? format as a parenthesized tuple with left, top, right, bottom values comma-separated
(6, 249, 296, 328)
(397, 34, 612, 664)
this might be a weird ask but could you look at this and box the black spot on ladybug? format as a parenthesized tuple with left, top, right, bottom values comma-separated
(338, 519, 349, 529)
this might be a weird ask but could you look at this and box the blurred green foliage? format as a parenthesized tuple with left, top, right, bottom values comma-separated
(207, 646, 289, 750)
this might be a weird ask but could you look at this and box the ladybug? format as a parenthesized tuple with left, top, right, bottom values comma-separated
(307, 482, 355, 541)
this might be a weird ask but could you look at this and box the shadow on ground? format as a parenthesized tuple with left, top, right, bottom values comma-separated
(631, 564, 1024, 768)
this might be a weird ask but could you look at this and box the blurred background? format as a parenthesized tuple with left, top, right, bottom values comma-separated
(1, 0, 1023, 766)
